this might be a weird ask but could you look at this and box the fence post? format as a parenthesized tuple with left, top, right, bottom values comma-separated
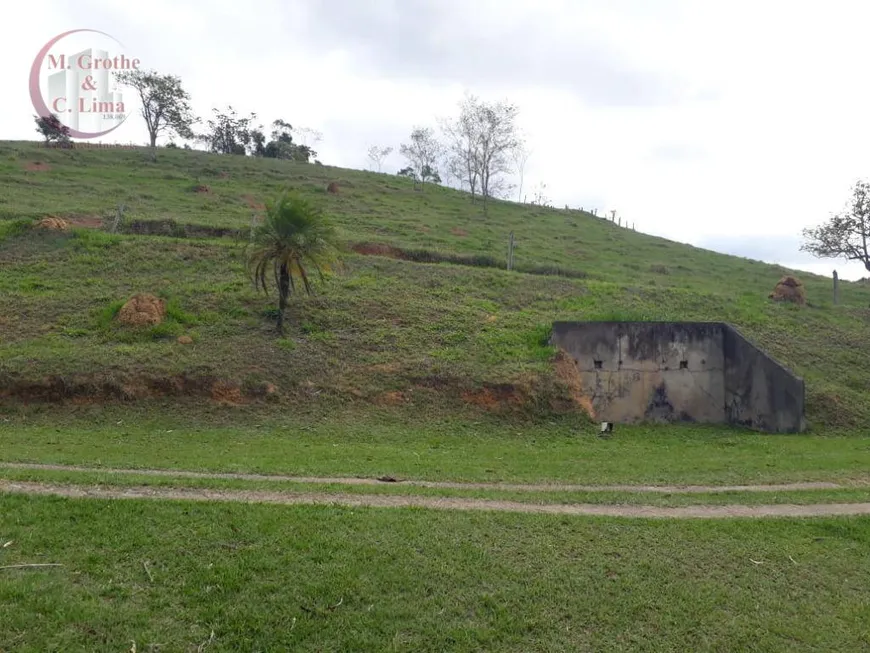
(110, 204, 125, 233)
(507, 232, 515, 270)
(833, 270, 839, 305)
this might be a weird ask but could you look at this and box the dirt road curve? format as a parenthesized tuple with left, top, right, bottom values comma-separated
(0, 462, 856, 494)
(3, 479, 870, 519)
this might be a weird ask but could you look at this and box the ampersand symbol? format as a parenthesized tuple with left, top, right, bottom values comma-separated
(82, 75, 97, 91)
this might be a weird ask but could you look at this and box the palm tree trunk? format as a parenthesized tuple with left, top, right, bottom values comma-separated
(277, 263, 290, 335)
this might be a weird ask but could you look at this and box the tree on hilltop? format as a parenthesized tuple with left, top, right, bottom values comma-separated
(802, 179, 870, 272)
(367, 145, 393, 172)
(399, 127, 442, 190)
(33, 114, 71, 145)
(440, 93, 523, 212)
(115, 69, 197, 150)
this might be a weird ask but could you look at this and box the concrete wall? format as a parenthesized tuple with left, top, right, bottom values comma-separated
(551, 322, 726, 425)
(551, 321, 806, 433)
(722, 324, 806, 433)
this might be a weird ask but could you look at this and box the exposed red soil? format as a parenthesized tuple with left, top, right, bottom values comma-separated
(0, 373, 271, 405)
(461, 384, 526, 409)
(450, 227, 468, 237)
(210, 381, 245, 405)
(553, 350, 596, 419)
(377, 391, 409, 406)
(24, 161, 51, 172)
(242, 194, 265, 210)
(65, 215, 104, 228)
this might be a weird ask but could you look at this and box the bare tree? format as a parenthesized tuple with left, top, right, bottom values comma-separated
(440, 94, 481, 200)
(115, 69, 197, 151)
(366, 145, 393, 172)
(802, 179, 870, 272)
(512, 142, 532, 203)
(399, 127, 442, 190)
(527, 181, 551, 207)
(292, 126, 323, 149)
(440, 93, 521, 213)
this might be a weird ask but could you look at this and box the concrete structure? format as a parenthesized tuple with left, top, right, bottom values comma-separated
(551, 321, 806, 433)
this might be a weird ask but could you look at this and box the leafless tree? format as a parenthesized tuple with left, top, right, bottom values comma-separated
(439, 94, 480, 199)
(512, 142, 532, 203)
(292, 126, 323, 149)
(399, 127, 442, 190)
(802, 179, 870, 272)
(440, 93, 522, 213)
(366, 145, 393, 172)
(527, 181, 551, 207)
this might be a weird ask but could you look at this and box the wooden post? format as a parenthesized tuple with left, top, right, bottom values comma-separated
(110, 204, 125, 233)
(833, 270, 839, 305)
(507, 232, 515, 271)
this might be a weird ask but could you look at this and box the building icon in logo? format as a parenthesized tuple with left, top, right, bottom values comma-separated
(31, 30, 137, 139)
(46, 47, 125, 134)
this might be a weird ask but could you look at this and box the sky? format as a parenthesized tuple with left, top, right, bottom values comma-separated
(6, 0, 870, 280)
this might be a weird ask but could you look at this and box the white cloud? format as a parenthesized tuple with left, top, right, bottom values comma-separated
(5, 0, 870, 279)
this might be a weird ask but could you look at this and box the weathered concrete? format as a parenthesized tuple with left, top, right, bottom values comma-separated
(551, 321, 805, 433)
(722, 324, 806, 433)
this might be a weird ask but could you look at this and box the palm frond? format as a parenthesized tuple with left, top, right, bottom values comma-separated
(245, 191, 341, 299)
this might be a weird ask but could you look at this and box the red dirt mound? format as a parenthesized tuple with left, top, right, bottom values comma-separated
(25, 161, 51, 172)
(177, 335, 193, 345)
(192, 184, 211, 193)
(769, 275, 806, 305)
(450, 227, 468, 237)
(327, 182, 340, 194)
(117, 294, 166, 326)
(36, 217, 69, 231)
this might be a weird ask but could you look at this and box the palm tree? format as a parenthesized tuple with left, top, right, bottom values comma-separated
(246, 192, 342, 335)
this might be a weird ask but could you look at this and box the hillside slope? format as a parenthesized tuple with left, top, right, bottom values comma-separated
(1, 141, 868, 429)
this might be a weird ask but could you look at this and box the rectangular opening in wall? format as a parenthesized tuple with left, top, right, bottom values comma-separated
(680, 360, 688, 369)
(594, 360, 603, 369)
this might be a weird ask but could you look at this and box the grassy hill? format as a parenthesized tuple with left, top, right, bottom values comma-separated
(1, 140, 868, 430)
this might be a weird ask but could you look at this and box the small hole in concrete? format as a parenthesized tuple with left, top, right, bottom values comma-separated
(701, 359, 706, 365)
(594, 360, 603, 369)
(680, 360, 688, 370)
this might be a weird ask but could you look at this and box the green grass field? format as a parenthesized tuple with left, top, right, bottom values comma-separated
(2, 495, 870, 652)
(2, 140, 869, 428)
(2, 140, 870, 650)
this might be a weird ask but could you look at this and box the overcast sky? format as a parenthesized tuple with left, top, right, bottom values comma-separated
(6, 1, 870, 280)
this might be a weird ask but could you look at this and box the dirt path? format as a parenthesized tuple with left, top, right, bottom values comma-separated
(2, 479, 870, 519)
(0, 462, 857, 494)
